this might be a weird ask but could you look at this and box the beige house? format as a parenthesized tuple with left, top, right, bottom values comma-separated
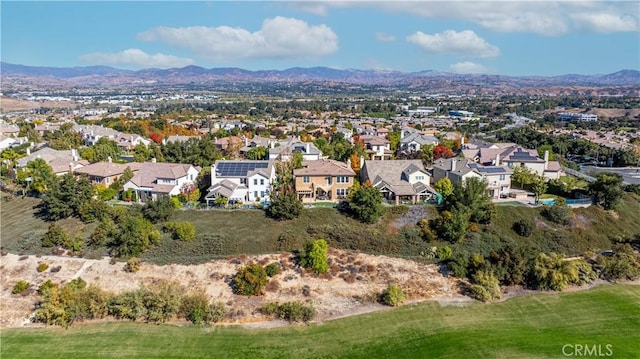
(73, 160, 143, 186)
(293, 159, 356, 202)
(360, 159, 436, 204)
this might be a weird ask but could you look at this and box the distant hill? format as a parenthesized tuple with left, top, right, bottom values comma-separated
(1, 62, 639, 89)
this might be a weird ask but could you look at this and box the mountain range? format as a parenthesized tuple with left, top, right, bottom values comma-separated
(1, 62, 639, 90)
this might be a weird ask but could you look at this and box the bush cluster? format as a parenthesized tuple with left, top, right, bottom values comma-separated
(261, 301, 316, 323)
(512, 219, 533, 237)
(469, 270, 501, 302)
(37, 262, 49, 272)
(265, 262, 281, 277)
(299, 239, 329, 274)
(541, 204, 571, 225)
(233, 264, 269, 296)
(163, 221, 196, 241)
(12, 280, 30, 295)
(380, 284, 405, 307)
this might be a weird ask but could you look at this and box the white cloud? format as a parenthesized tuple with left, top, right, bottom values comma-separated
(79, 49, 194, 68)
(375, 32, 396, 42)
(406, 30, 500, 58)
(449, 61, 489, 74)
(137, 17, 338, 61)
(570, 13, 639, 33)
(313, 1, 638, 36)
(291, 2, 328, 16)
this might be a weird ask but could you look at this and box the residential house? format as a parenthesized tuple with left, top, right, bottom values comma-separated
(360, 159, 436, 204)
(114, 133, 150, 151)
(268, 138, 323, 161)
(163, 135, 201, 144)
(205, 160, 276, 206)
(399, 132, 439, 153)
(73, 159, 142, 186)
(0, 135, 28, 150)
(335, 126, 353, 144)
(16, 147, 88, 175)
(0, 123, 20, 137)
(74, 124, 120, 146)
(479, 146, 563, 180)
(34, 123, 63, 137)
(359, 135, 392, 160)
(293, 159, 356, 202)
(123, 160, 200, 202)
(432, 158, 512, 199)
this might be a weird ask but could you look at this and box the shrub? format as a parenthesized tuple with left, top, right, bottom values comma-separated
(164, 221, 196, 242)
(12, 280, 30, 295)
(541, 204, 571, 225)
(299, 239, 329, 274)
(124, 257, 141, 273)
(265, 262, 281, 277)
(346, 185, 384, 224)
(512, 219, 534, 237)
(380, 283, 405, 307)
(597, 243, 640, 281)
(179, 291, 227, 324)
(37, 262, 49, 272)
(141, 280, 183, 323)
(261, 301, 316, 323)
(233, 263, 269, 296)
(469, 270, 501, 302)
(108, 289, 147, 321)
(436, 246, 452, 261)
(142, 197, 174, 223)
(42, 222, 68, 248)
(532, 253, 579, 291)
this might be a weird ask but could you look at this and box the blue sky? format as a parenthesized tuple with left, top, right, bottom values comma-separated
(2, 1, 639, 75)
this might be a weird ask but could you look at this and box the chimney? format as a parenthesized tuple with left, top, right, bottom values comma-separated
(360, 155, 365, 169)
(495, 154, 500, 166)
(461, 136, 465, 145)
(270, 141, 275, 149)
(544, 150, 549, 170)
(306, 143, 310, 153)
(107, 156, 112, 163)
(210, 164, 217, 185)
(347, 158, 352, 168)
(450, 158, 457, 172)
(152, 157, 156, 163)
(244, 136, 248, 146)
(69, 162, 74, 174)
(26, 147, 31, 156)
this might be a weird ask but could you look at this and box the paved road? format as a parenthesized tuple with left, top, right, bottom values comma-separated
(580, 166, 640, 185)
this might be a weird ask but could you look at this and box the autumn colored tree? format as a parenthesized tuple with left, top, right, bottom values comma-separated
(433, 145, 454, 160)
(149, 133, 163, 144)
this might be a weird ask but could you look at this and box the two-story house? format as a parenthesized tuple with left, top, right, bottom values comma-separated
(359, 135, 392, 160)
(205, 160, 276, 206)
(432, 158, 512, 199)
(479, 146, 563, 180)
(122, 160, 200, 202)
(268, 138, 323, 161)
(399, 132, 439, 153)
(360, 159, 436, 204)
(293, 159, 356, 202)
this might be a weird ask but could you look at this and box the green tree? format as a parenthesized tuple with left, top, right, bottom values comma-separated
(109, 215, 160, 257)
(24, 158, 56, 194)
(233, 264, 269, 296)
(531, 175, 548, 204)
(589, 173, 624, 210)
(246, 146, 268, 160)
(434, 178, 454, 198)
(431, 208, 469, 243)
(597, 243, 640, 280)
(347, 184, 384, 223)
(266, 192, 303, 220)
(142, 196, 175, 223)
(446, 177, 494, 224)
(511, 166, 535, 190)
(300, 239, 329, 274)
(537, 145, 555, 161)
(40, 173, 94, 221)
(42, 222, 69, 247)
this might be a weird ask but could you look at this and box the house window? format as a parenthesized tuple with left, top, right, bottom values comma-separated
(327, 176, 333, 185)
(416, 176, 424, 181)
(105, 177, 110, 184)
(336, 188, 348, 198)
(254, 191, 258, 198)
(499, 174, 506, 181)
(240, 178, 247, 185)
(303, 176, 310, 183)
(337, 176, 349, 183)
(254, 179, 258, 185)
(260, 179, 264, 185)
(260, 191, 265, 197)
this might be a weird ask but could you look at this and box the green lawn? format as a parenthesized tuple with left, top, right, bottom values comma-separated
(2, 284, 639, 359)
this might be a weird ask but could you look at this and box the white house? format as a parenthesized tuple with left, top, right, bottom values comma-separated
(122, 160, 200, 202)
(205, 160, 276, 205)
(359, 135, 392, 160)
(268, 138, 322, 161)
(432, 158, 512, 199)
(399, 132, 439, 153)
(480, 146, 563, 180)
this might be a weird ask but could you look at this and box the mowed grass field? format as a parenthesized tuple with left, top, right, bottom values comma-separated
(2, 284, 639, 359)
